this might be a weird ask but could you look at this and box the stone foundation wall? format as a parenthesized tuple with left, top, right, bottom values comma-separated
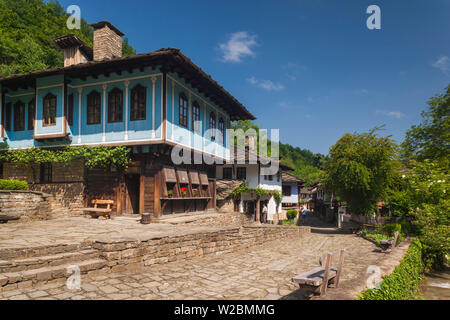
(217, 198, 235, 213)
(93, 225, 311, 272)
(3, 160, 85, 216)
(31, 183, 85, 216)
(0, 191, 51, 222)
(192, 212, 253, 227)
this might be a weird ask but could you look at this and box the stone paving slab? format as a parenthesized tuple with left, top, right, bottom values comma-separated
(0, 216, 227, 251)
(0, 230, 383, 300)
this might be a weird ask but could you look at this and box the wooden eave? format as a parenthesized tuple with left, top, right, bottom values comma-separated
(0, 49, 255, 121)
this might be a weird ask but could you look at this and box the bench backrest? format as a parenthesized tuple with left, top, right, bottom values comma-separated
(392, 231, 399, 247)
(92, 200, 114, 209)
(319, 249, 345, 295)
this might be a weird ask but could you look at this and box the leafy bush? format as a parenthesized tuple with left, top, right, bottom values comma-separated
(381, 223, 402, 236)
(400, 221, 411, 236)
(287, 209, 298, 220)
(359, 240, 424, 300)
(0, 179, 28, 190)
(358, 229, 393, 245)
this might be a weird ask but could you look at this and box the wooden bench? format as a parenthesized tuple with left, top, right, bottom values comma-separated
(81, 200, 114, 219)
(292, 249, 345, 298)
(0, 215, 20, 224)
(380, 231, 399, 252)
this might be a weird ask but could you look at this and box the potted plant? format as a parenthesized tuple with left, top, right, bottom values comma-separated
(181, 187, 188, 197)
(192, 189, 198, 196)
(167, 190, 173, 198)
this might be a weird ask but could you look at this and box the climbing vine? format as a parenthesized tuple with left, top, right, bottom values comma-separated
(0, 146, 131, 169)
(231, 181, 281, 202)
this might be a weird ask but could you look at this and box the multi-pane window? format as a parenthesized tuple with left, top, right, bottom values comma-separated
(236, 167, 246, 180)
(40, 163, 52, 183)
(209, 112, 216, 141)
(179, 93, 188, 128)
(4, 103, 11, 131)
(192, 101, 201, 133)
(66, 94, 73, 126)
(87, 91, 101, 125)
(108, 87, 123, 123)
(130, 85, 146, 121)
(28, 99, 35, 130)
(43, 93, 57, 126)
(218, 118, 225, 145)
(282, 185, 292, 196)
(223, 167, 232, 179)
(13, 101, 25, 132)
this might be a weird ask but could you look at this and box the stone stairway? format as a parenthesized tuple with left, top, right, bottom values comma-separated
(0, 243, 107, 292)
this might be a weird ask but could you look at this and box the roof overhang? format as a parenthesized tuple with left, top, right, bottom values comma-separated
(0, 49, 255, 121)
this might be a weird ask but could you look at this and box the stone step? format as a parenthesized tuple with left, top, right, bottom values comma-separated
(0, 258, 107, 292)
(0, 243, 88, 260)
(0, 249, 99, 273)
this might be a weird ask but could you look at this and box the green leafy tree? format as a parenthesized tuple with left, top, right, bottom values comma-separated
(0, 0, 136, 76)
(231, 120, 324, 186)
(402, 85, 450, 169)
(323, 129, 400, 216)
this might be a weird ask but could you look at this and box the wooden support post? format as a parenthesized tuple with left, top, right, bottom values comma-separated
(154, 170, 161, 218)
(139, 173, 145, 215)
(256, 198, 261, 223)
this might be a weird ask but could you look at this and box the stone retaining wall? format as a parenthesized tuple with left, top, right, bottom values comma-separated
(0, 224, 310, 292)
(0, 191, 52, 222)
(92, 225, 311, 273)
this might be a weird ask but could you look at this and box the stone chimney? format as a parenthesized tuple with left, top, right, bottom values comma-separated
(90, 21, 124, 61)
(54, 34, 93, 67)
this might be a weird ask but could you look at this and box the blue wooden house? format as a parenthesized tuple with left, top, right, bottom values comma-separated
(0, 21, 255, 217)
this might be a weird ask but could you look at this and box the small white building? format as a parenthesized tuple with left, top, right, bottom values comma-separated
(216, 147, 293, 221)
(281, 171, 305, 208)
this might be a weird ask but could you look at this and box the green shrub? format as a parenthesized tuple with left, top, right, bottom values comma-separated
(359, 240, 424, 300)
(400, 221, 411, 236)
(287, 209, 298, 220)
(0, 179, 28, 190)
(381, 223, 402, 236)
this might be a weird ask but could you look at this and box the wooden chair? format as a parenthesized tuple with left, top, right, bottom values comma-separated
(380, 231, 399, 252)
(81, 200, 114, 219)
(292, 249, 345, 298)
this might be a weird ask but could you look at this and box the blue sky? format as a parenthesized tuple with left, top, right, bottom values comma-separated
(57, 0, 450, 154)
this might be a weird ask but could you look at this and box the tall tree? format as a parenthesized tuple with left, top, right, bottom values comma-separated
(402, 85, 450, 169)
(0, 0, 136, 76)
(323, 129, 399, 215)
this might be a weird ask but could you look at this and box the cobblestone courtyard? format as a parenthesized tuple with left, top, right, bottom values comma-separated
(0, 227, 382, 300)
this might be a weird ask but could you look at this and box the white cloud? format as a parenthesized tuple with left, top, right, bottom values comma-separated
(219, 32, 257, 63)
(432, 56, 450, 74)
(376, 110, 405, 119)
(247, 77, 285, 91)
(283, 62, 306, 81)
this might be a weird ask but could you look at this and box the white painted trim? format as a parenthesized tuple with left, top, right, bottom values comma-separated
(151, 76, 156, 138)
(160, 75, 163, 136)
(33, 86, 65, 137)
(67, 73, 163, 89)
(171, 79, 174, 141)
(167, 74, 228, 120)
(102, 84, 107, 142)
(5, 92, 35, 98)
(77, 87, 82, 144)
(72, 138, 162, 147)
(165, 137, 228, 161)
(124, 80, 129, 141)
(37, 84, 64, 90)
(188, 92, 192, 146)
